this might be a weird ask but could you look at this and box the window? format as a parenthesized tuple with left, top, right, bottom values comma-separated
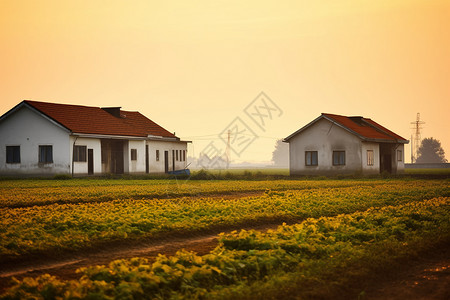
(131, 149, 137, 161)
(182, 150, 186, 162)
(39, 145, 53, 163)
(73, 145, 87, 162)
(367, 150, 374, 166)
(333, 151, 345, 166)
(6, 146, 20, 163)
(397, 150, 402, 162)
(176, 150, 179, 161)
(305, 151, 318, 166)
(156, 150, 160, 161)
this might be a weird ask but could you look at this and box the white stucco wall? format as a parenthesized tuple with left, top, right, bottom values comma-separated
(0, 105, 71, 175)
(69, 137, 102, 175)
(288, 118, 363, 175)
(361, 142, 380, 175)
(147, 140, 188, 173)
(395, 144, 405, 173)
(128, 140, 146, 174)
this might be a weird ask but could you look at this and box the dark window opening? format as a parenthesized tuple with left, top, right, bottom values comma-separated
(397, 150, 402, 162)
(131, 149, 137, 161)
(156, 150, 160, 161)
(39, 145, 53, 163)
(74, 145, 87, 162)
(367, 150, 374, 166)
(6, 146, 20, 164)
(333, 151, 345, 166)
(305, 151, 318, 166)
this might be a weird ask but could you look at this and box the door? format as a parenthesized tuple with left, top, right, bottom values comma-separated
(100, 139, 124, 174)
(112, 140, 124, 174)
(172, 150, 175, 171)
(88, 149, 94, 175)
(380, 154, 392, 173)
(164, 151, 169, 173)
(145, 145, 149, 174)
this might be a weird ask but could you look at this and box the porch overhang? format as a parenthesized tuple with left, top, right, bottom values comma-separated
(71, 133, 146, 140)
(147, 135, 192, 143)
(361, 138, 409, 144)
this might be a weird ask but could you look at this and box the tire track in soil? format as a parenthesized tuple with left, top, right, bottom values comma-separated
(362, 244, 450, 300)
(0, 222, 281, 292)
(1, 223, 448, 299)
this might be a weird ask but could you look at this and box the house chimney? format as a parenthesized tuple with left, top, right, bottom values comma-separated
(349, 116, 364, 125)
(102, 107, 121, 118)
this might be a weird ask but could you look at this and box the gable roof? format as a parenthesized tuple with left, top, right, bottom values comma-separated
(1, 100, 177, 139)
(284, 113, 408, 144)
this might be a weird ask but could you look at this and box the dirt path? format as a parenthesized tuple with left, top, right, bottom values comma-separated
(1, 224, 449, 299)
(0, 222, 281, 292)
(363, 244, 450, 300)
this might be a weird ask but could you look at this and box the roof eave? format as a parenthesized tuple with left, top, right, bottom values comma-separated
(283, 115, 325, 142)
(71, 133, 146, 140)
(362, 137, 409, 144)
(361, 119, 408, 143)
(0, 101, 25, 123)
(0, 101, 71, 133)
(147, 135, 191, 143)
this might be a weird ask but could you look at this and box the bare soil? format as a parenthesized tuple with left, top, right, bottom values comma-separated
(0, 222, 282, 293)
(0, 223, 448, 299)
(362, 243, 450, 300)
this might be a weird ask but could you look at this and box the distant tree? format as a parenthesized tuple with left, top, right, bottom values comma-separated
(272, 139, 289, 166)
(415, 137, 447, 163)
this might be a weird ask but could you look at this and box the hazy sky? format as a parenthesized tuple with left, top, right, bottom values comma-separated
(1, 0, 449, 163)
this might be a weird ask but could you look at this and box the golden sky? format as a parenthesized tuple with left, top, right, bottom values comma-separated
(1, 0, 449, 163)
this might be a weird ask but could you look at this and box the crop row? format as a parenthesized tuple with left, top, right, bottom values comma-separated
(0, 178, 434, 208)
(1, 180, 448, 259)
(2, 197, 448, 299)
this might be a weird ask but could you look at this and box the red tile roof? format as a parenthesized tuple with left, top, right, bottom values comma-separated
(284, 113, 408, 143)
(322, 113, 407, 142)
(23, 100, 177, 138)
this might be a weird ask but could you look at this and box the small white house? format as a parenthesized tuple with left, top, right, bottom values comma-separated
(0, 100, 190, 176)
(284, 113, 409, 176)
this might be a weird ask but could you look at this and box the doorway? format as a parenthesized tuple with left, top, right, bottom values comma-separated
(88, 149, 94, 175)
(379, 143, 394, 174)
(380, 154, 392, 173)
(145, 145, 149, 174)
(164, 151, 169, 173)
(172, 150, 175, 171)
(101, 139, 124, 174)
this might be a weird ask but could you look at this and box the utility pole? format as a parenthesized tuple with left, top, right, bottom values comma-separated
(410, 113, 425, 163)
(225, 130, 231, 169)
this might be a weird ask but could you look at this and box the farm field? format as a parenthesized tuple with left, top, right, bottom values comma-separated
(0, 177, 449, 299)
(0, 177, 373, 208)
(404, 168, 450, 175)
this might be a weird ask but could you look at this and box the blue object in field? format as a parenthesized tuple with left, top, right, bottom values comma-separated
(168, 169, 190, 176)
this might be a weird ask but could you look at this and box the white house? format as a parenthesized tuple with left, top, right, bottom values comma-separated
(283, 113, 409, 176)
(0, 100, 190, 176)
